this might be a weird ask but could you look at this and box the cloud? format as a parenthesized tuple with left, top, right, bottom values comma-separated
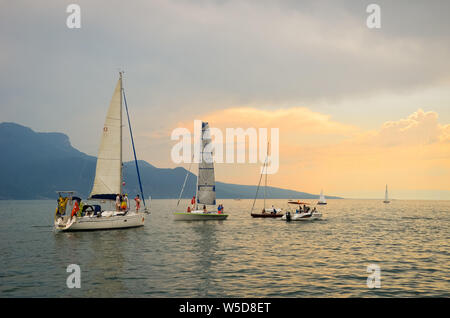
(356, 109, 449, 147)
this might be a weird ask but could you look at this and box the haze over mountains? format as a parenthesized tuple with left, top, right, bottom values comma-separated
(0, 122, 340, 200)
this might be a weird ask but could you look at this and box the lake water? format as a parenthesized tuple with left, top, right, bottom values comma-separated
(0, 199, 449, 297)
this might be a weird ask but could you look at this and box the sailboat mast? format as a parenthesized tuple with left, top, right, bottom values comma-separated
(119, 72, 123, 195)
(195, 127, 200, 210)
(264, 142, 269, 210)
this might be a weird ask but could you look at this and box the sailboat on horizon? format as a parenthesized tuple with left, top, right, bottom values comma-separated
(317, 189, 327, 205)
(173, 121, 228, 221)
(383, 184, 390, 203)
(54, 72, 149, 231)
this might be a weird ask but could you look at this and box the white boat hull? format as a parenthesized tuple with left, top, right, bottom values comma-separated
(174, 211, 228, 221)
(282, 212, 322, 221)
(55, 212, 146, 231)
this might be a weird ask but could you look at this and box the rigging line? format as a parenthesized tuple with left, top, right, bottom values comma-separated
(177, 153, 195, 207)
(122, 87, 147, 208)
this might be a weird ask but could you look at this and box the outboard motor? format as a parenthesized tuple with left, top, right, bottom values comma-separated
(285, 211, 291, 222)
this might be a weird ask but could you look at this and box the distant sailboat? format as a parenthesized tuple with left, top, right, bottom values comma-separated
(54, 72, 149, 231)
(174, 122, 228, 220)
(317, 189, 327, 205)
(383, 184, 390, 203)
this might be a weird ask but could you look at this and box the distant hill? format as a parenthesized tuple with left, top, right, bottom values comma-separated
(0, 122, 342, 200)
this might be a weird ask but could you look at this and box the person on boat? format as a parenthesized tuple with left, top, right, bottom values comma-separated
(78, 201, 84, 217)
(57, 196, 69, 216)
(124, 194, 129, 211)
(217, 204, 224, 214)
(187, 206, 191, 213)
(271, 205, 276, 214)
(115, 194, 121, 211)
(121, 195, 127, 211)
(203, 205, 207, 213)
(134, 194, 141, 212)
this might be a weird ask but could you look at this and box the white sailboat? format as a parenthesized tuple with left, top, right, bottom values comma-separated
(174, 122, 228, 221)
(383, 184, 390, 203)
(250, 143, 283, 218)
(54, 72, 149, 231)
(318, 189, 327, 205)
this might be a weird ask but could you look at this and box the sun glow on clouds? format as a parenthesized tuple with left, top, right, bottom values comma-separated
(171, 107, 450, 199)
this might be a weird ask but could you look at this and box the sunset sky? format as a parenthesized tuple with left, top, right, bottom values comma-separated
(1, 0, 450, 199)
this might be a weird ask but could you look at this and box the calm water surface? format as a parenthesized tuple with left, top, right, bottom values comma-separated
(0, 199, 449, 297)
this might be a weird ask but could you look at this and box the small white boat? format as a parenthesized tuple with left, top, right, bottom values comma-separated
(383, 184, 390, 203)
(317, 189, 327, 205)
(174, 122, 228, 221)
(54, 73, 149, 231)
(282, 200, 322, 221)
(282, 211, 322, 221)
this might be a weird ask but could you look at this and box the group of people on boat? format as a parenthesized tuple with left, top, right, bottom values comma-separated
(185, 196, 225, 214)
(295, 205, 317, 215)
(115, 193, 141, 212)
(55, 192, 143, 221)
(261, 205, 279, 215)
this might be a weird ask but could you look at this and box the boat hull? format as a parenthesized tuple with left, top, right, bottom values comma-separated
(317, 202, 327, 205)
(282, 212, 322, 221)
(251, 213, 283, 218)
(383, 201, 390, 203)
(173, 212, 228, 221)
(55, 212, 146, 231)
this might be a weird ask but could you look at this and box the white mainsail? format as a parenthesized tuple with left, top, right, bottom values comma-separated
(319, 189, 326, 204)
(384, 184, 389, 202)
(90, 78, 122, 197)
(196, 122, 216, 206)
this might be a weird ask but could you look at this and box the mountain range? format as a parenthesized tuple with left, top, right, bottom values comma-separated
(0, 122, 341, 200)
